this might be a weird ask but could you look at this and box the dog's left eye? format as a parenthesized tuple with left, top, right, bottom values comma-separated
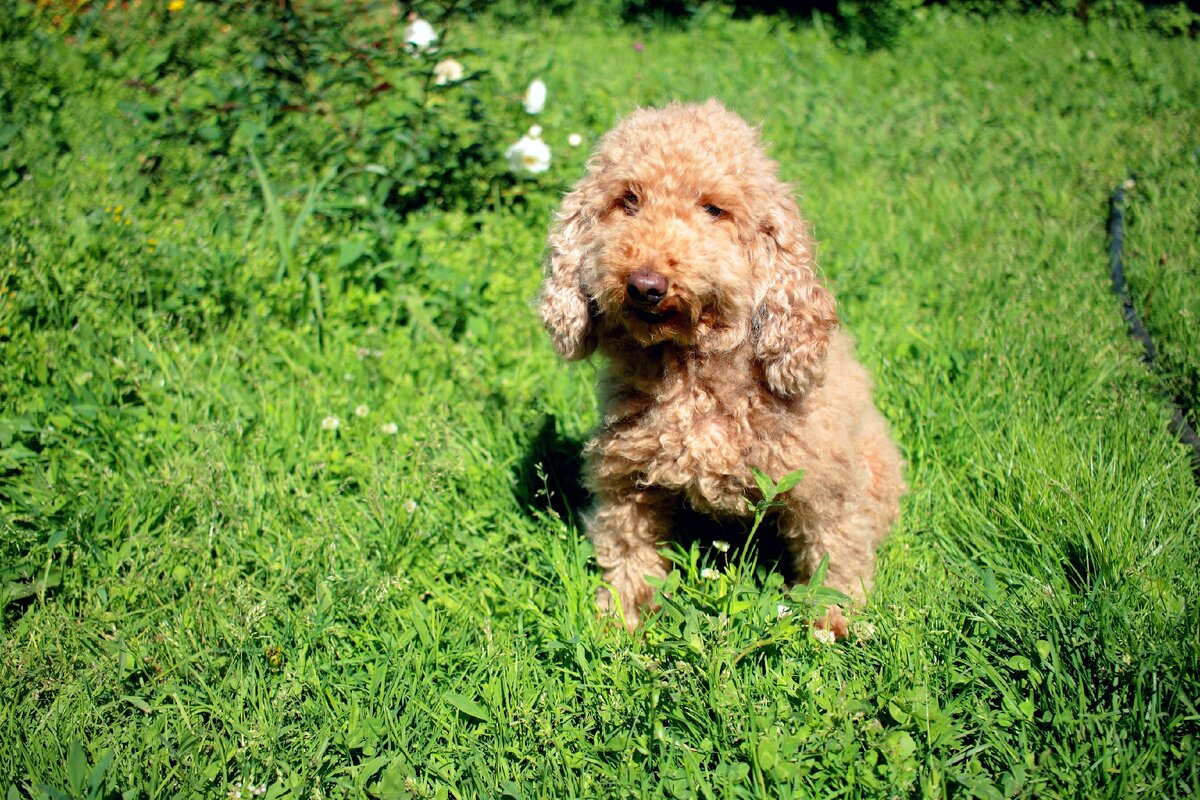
(702, 203, 725, 219)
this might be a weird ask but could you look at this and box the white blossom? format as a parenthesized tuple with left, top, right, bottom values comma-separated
(505, 127, 551, 175)
(403, 499, 418, 514)
(776, 604, 793, 619)
(700, 568, 720, 580)
(381, 422, 399, 435)
(812, 627, 836, 646)
(320, 415, 340, 431)
(712, 540, 730, 553)
(355, 404, 370, 418)
(434, 58, 464, 85)
(567, 133, 583, 148)
(404, 13, 438, 52)
(523, 79, 547, 114)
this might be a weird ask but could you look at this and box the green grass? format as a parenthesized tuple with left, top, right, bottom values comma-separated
(2, 3, 1200, 798)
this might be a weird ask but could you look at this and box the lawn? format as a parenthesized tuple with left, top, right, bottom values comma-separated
(2, 2, 1199, 798)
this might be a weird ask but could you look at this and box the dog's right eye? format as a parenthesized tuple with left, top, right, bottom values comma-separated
(620, 191, 640, 216)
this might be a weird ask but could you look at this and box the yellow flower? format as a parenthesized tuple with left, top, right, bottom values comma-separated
(167, 0, 185, 11)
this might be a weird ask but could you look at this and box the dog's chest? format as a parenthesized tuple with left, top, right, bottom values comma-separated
(595, 355, 777, 514)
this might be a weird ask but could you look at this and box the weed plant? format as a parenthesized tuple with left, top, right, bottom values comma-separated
(1, 2, 1199, 798)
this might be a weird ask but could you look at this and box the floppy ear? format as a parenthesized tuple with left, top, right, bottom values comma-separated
(540, 186, 597, 360)
(750, 191, 839, 398)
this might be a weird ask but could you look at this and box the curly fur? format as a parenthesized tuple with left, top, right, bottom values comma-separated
(540, 100, 905, 632)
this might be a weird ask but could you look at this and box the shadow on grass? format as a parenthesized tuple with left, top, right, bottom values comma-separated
(513, 414, 795, 581)
(513, 414, 590, 529)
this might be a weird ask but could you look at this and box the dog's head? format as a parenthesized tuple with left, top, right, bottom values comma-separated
(539, 99, 838, 397)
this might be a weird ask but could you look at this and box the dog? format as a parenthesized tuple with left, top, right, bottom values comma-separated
(539, 100, 904, 636)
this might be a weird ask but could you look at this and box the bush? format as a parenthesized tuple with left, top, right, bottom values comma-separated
(37, 1, 524, 217)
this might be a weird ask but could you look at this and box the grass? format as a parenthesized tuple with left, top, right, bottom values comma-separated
(2, 3, 1199, 798)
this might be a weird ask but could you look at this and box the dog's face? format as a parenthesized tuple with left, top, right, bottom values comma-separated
(581, 146, 757, 349)
(541, 100, 838, 397)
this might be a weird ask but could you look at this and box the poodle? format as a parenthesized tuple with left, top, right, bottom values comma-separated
(539, 100, 905, 635)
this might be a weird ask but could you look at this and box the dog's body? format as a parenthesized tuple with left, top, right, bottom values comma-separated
(540, 100, 904, 630)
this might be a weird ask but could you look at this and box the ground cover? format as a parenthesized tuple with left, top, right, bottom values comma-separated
(2, 3, 1199, 798)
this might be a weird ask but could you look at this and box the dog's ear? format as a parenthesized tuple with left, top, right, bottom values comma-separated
(540, 186, 598, 360)
(750, 191, 838, 398)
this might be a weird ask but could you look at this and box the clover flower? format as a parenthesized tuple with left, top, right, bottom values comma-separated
(567, 133, 583, 148)
(355, 404, 370, 418)
(812, 627, 836, 646)
(434, 59, 464, 85)
(523, 79, 547, 114)
(700, 567, 720, 580)
(404, 12, 438, 52)
(380, 422, 399, 435)
(320, 415, 340, 431)
(505, 126, 551, 175)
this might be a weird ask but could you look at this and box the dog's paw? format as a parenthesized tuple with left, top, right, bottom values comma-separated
(814, 604, 850, 641)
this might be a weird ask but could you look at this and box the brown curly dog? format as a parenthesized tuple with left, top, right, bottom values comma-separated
(539, 100, 905, 636)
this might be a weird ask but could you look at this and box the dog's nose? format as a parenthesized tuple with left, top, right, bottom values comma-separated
(627, 269, 669, 307)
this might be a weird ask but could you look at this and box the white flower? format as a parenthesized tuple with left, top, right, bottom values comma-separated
(712, 540, 730, 553)
(776, 604, 793, 619)
(812, 627, 836, 646)
(403, 499, 418, 514)
(567, 133, 583, 148)
(381, 422, 399, 435)
(434, 58, 463, 85)
(523, 79, 546, 114)
(320, 415, 340, 431)
(355, 404, 370, 418)
(505, 128, 551, 175)
(854, 621, 876, 641)
(404, 13, 438, 52)
(700, 568, 720, 580)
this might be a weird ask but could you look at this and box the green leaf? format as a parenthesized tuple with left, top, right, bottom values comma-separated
(87, 751, 113, 798)
(888, 700, 910, 725)
(248, 148, 293, 281)
(0, 123, 19, 148)
(67, 741, 87, 794)
(774, 468, 805, 495)
(122, 695, 153, 714)
(338, 241, 368, 269)
(750, 466, 775, 500)
(807, 553, 831, 592)
(1006, 655, 1031, 673)
(756, 737, 778, 770)
(443, 691, 490, 723)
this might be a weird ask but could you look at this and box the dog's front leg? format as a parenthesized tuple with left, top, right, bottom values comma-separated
(587, 489, 673, 630)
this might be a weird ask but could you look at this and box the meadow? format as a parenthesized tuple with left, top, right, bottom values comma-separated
(1, 2, 1199, 798)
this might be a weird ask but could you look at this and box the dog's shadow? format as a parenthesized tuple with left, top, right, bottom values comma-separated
(514, 414, 591, 528)
(514, 414, 795, 582)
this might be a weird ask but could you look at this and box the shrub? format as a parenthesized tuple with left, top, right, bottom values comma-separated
(40, 1, 522, 217)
